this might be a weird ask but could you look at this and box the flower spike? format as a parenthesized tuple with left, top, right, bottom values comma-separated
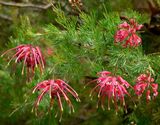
(86, 71, 133, 112)
(134, 73, 158, 102)
(1, 44, 45, 80)
(32, 79, 80, 121)
(114, 18, 143, 47)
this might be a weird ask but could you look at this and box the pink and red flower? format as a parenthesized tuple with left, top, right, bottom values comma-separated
(114, 18, 143, 47)
(1, 44, 45, 79)
(86, 71, 133, 112)
(134, 73, 158, 102)
(32, 79, 80, 121)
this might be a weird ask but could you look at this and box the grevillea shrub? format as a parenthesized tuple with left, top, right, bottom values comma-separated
(1, 7, 160, 125)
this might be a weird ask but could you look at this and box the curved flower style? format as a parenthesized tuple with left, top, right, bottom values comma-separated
(32, 79, 80, 121)
(1, 44, 45, 79)
(114, 18, 143, 47)
(134, 73, 158, 102)
(86, 71, 133, 112)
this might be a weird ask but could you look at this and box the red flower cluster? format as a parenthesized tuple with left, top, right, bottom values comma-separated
(114, 19, 143, 47)
(87, 71, 132, 111)
(134, 73, 158, 102)
(1, 44, 45, 77)
(32, 79, 80, 121)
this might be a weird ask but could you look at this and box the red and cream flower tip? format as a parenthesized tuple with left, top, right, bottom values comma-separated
(32, 79, 80, 121)
(134, 73, 158, 102)
(86, 71, 133, 112)
(114, 18, 143, 47)
(1, 44, 45, 78)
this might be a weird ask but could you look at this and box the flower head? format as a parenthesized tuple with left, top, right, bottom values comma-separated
(134, 73, 158, 102)
(114, 18, 143, 47)
(32, 79, 80, 121)
(86, 71, 132, 112)
(1, 44, 45, 79)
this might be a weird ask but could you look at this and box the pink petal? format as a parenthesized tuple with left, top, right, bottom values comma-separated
(114, 29, 129, 43)
(118, 21, 130, 29)
(146, 90, 151, 102)
(136, 24, 143, 30)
